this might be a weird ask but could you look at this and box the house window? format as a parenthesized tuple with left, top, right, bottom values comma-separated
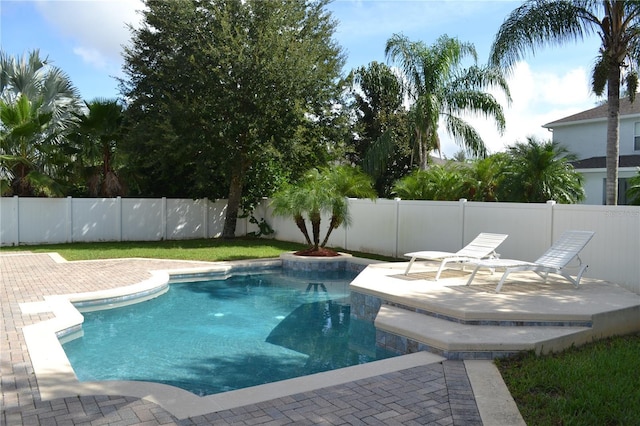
(602, 178, 630, 204)
(635, 122, 640, 150)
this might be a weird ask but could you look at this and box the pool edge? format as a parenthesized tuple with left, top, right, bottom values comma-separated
(23, 256, 431, 420)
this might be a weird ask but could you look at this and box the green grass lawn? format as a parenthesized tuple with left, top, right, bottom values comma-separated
(0, 237, 399, 262)
(0, 238, 307, 261)
(496, 334, 640, 425)
(2, 237, 638, 423)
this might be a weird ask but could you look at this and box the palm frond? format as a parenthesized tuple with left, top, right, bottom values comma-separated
(490, 0, 596, 72)
(443, 115, 487, 158)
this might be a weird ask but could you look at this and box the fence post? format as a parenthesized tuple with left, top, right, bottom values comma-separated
(459, 198, 467, 246)
(161, 197, 167, 240)
(546, 200, 556, 245)
(116, 196, 123, 242)
(14, 195, 20, 245)
(203, 198, 209, 238)
(66, 196, 73, 243)
(343, 197, 349, 251)
(394, 198, 401, 258)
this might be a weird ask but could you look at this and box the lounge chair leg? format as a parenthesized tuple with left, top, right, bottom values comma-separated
(434, 260, 448, 280)
(466, 266, 481, 286)
(494, 270, 512, 293)
(404, 258, 417, 275)
(574, 265, 588, 287)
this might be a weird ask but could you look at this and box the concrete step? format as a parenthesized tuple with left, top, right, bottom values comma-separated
(375, 305, 592, 359)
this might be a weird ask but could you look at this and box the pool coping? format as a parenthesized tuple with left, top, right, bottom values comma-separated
(20, 254, 449, 420)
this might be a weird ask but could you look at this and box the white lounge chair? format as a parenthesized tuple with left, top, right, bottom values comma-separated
(465, 230, 595, 293)
(404, 233, 508, 279)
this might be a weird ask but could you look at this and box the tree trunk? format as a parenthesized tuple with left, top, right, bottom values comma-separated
(222, 162, 245, 239)
(606, 65, 621, 205)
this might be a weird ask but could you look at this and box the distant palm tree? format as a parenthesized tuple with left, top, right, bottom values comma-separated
(0, 95, 64, 196)
(73, 99, 126, 196)
(501, 137, 585, 204)
(271, 166, 376, 252)
(0, 50, 82, 196)
(490, 1, 640, 205)
(385, 34, 510, 169)
(464, 154, 509, 202)
(392, 164, 468, 201)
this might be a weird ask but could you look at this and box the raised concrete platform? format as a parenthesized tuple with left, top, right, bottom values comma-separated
(350, 260, 640, 359)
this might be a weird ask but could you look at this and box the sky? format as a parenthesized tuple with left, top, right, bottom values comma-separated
(1, 0, 605, 157)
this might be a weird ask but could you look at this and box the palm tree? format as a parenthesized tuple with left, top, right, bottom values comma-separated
(500, 137, 585, 204)
(271, 166, 376, 253)
(0, 94, 65, 196)
(490, 1, 640, 205)
(0, 50, 82, 196)
(392, 163, 468, 201)
(385, 34, 511, 169)
(464, 154, 509, 202)
(72, 99, 126, 196)
(270, 182, 315, 247)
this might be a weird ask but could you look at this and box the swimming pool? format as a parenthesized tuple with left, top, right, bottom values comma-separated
(62, 268, 396, 396)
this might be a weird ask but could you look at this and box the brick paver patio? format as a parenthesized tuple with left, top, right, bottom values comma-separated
(1, 253, 483, 425)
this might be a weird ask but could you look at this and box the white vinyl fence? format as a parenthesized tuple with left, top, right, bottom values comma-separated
(2, 196, 639, 294)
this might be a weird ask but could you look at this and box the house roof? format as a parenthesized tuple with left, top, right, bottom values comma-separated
(544, 98, 640, 128)
(571, 154, 640, 169)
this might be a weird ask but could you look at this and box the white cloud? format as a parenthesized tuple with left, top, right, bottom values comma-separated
(35, 0, 143, 69)
(73, 46, 107, 70)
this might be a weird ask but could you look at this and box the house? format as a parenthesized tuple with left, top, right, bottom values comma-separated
(543, 98, 640, 205)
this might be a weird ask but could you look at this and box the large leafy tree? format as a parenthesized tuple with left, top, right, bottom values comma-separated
(500, 137, 585, 204)
(121, 0, 345, 238)
(0, 50, 82, 196)
(490, 1, 640, 205)
(348, 62, 412, 197)
(385, 34, 510, 169)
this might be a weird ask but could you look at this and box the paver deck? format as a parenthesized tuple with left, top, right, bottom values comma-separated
(1, 253, 507, 425)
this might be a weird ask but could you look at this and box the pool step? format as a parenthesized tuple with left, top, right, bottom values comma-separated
(375, 305, 591, 359)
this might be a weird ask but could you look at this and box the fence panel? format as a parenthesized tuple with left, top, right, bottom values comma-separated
(122, 198, 164, 241)
(397, 200, 464, 257)
(18, 198, 69, 245)
(72, 198, 119, 242)
(0, 197, 18, 246)
(166, 199, 206, 240)
(342, 199, 398, 257)
(207, 199, 229, 238)
(553, 204, 640, 292)
(463, 202, 553, 262)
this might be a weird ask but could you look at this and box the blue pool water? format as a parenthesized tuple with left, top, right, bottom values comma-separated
(62, 269, 395, 396)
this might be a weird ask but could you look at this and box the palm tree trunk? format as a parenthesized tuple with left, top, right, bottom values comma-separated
(606, 65, 621, 205)
(309, 211, 321, 250)
(416, 128, 428, 171)
(320, 215, 341, 247)
(294, 214, 313, 245)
